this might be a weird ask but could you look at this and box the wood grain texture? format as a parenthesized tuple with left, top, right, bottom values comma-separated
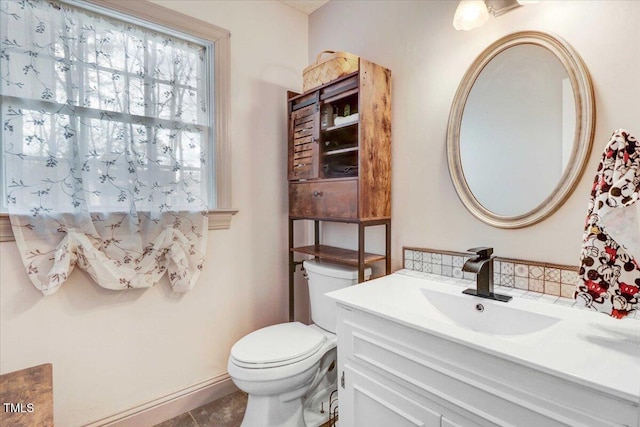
(288, 103, 319, 180)
(288, 61, 391, 221)
(290, 244, 386, 265)
(0, 364, 53, 427)
(289, 179, 357, 219)
(358, 59, 392, 220)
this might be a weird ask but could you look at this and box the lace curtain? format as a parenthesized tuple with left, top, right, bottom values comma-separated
(1, 0, 210, 295)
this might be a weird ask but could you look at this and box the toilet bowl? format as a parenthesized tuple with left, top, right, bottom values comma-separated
(227, 260, 371, 427)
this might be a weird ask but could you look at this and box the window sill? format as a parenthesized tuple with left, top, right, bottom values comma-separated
(0, 209, 238, 242)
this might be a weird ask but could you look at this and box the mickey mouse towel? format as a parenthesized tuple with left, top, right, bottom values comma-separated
(576, 129, 640, 318)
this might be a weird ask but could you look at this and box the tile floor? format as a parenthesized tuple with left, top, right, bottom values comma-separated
(155, 391, 335, 427)
(154, 391, 247, 427)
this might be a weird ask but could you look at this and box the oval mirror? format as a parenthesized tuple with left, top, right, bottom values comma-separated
(447, 31, 595, 228)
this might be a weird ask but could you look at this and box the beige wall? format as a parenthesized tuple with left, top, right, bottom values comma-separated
(0, 1, 308, 425)
(310, 0, 640, 267)
(3, 1, 639, 425)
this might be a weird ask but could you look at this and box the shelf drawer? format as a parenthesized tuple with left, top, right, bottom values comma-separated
(289, 180, 357, 219)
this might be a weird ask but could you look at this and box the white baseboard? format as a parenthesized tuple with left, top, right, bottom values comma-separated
(86, 373, 238, 427)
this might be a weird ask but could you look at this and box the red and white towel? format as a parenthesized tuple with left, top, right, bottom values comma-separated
(575, 129, 639, 318)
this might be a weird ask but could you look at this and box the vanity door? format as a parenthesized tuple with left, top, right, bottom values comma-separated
(441, 417, 463, 427)
(340, 363, 442, 427)
(336, 306, 483, 427)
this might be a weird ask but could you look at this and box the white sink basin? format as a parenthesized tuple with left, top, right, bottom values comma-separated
(421, 288, 561, 335)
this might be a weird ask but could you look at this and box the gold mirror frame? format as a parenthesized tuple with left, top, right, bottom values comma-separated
(446, 31, 595, 229)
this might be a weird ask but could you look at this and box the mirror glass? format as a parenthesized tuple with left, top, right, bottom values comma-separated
(447, 32, 595, 228)
(460, 44, 573, 216)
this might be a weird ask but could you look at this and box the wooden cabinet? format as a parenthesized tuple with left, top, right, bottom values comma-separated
(288, 61, 391, 219)
(287, 58, 392, 321)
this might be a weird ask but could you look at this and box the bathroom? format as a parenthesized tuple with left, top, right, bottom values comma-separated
(0, 0, 638, 426)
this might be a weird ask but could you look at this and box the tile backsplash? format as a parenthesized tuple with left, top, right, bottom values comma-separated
(403, 247, 580, 299)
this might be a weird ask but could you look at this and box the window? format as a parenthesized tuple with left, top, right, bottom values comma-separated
(0, 0, 233, 242)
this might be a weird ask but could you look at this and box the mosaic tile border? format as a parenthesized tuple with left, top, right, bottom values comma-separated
(403, 247, 580, 299)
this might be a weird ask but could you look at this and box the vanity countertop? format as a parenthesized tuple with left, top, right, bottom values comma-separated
(327, 271, 640, 404)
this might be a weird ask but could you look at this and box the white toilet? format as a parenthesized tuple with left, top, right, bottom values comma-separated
(228, 260, 371, 427)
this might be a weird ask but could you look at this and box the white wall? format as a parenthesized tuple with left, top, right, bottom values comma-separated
(0, 1, 308, 425)
(310, 0, 640, 267)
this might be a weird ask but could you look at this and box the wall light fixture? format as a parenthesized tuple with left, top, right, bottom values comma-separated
(453, 0, 539, 31)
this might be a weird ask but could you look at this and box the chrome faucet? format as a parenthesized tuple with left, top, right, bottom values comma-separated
(462, 247, 512, 302)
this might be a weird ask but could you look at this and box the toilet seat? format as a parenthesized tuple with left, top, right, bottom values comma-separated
(230, 322, 326, 369)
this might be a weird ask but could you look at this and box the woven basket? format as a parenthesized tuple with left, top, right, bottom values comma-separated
(303, 50, 359, 92)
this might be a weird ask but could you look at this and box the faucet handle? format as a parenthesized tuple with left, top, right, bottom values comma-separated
(467, 247, 494, 259)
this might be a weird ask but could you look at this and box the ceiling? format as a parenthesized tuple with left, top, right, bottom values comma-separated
(280, 0, 330, 15)
(280, 0, 523, 17)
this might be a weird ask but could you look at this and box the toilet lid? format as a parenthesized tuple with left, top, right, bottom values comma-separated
(231, 322, 326, 366)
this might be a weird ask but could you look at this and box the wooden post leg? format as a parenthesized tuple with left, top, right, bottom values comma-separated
(289, 218, 294, 322)
(386, 220, 391, 275)
(358, 223, 365, 283)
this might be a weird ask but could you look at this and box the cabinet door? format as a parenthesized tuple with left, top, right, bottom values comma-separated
(319, 81, 359, 180)
(340, 365, 442, 427)
(289, 103, 319, 180)
(441, 417, 462, 427)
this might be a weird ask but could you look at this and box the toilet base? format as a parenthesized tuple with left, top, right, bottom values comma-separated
(303, 385, 337, 427)
(241, 394, 305, 427)
(302, 348, 338, 427)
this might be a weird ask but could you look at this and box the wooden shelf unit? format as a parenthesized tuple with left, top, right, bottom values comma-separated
(287, 58, 391, 321)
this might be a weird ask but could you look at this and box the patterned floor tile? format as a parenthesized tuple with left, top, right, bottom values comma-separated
(156, 391, 247, 427)
(190, 391, 248, 427)
(154, 412, 198, 427)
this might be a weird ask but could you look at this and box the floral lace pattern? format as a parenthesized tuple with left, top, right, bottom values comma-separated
(1, 0, 210, 294)
(576, 129, 640, 318)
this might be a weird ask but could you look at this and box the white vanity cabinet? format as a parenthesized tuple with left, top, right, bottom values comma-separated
(335, 304, 638, 427)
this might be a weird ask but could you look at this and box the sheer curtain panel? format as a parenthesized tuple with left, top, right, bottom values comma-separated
(1, 0, 210, 294)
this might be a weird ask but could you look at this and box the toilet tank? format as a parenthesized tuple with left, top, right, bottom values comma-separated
(303, 260, 371, 333)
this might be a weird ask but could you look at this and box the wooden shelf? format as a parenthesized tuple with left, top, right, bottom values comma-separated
(289, 213, 389, 224)
(324, 146, 358, 156)
(323, 121, 358, 133)
(291, 244, 386, 265)
(323, 87, 359, 105)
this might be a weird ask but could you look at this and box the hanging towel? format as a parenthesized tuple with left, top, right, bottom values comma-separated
(576, 129, 640, 318)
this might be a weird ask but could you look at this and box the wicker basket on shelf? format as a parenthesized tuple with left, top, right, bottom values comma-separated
(303, 50, 359, 92)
